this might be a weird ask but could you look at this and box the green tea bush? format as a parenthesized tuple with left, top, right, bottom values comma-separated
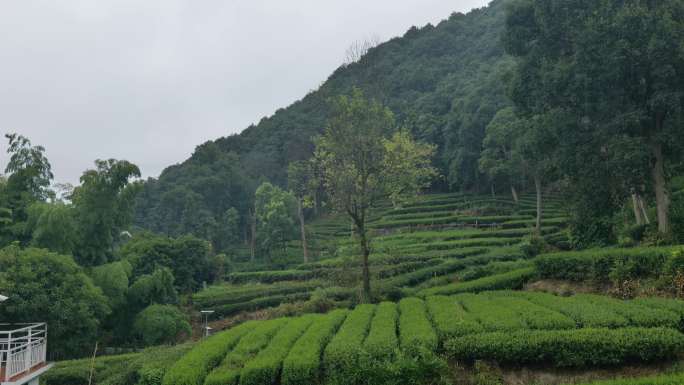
(575, 294, 680, 328)
(487, 294, 576, 330)
(426, 295, 483, 339)
(363, 302, 399, 360)
(226, 270, 314, 284)
(419, 267, 536, 297)
(398, 298, 438, 354)
(575, 373, 684, 384)
(534, 247, 677, 282)
(281, 310, 348, 385)
(162, 322, 254, 385)
(445, 327, 684, 367)
(456, 293, 527, 332)
(632, 297, 684, 318)
(240, 316, 315, 385)
(204, 319, 287, 385)
(323, 304, 375, 385)
(521, 292, 630, 328)
(211, 292, 311, 317)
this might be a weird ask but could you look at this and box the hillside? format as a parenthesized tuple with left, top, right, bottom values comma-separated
(133, 0, 513, 249)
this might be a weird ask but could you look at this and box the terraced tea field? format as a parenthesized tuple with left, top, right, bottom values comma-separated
(193, 192, 569, 318)
(165, 291, 684, 385)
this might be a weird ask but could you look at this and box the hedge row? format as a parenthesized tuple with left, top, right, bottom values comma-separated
(445, 327, 684, 367)
(240, 316, 315, 385)
(534, 246, 678, 282)
(576, 373, 684, 385)
(193, 280, 322, 308)
(211, 292, 311, 317)
(576, 294, 680, 328)
(489, 295, 576, 330)
(398, 298, 438, 354)
(457, 293, 527, 332)
(162, 322, 254, 385)
(419, 267, 536, 297)
(363, 302, 399, 361)
(226, 270, 314, 284)
(204, 319, 287, 385)
(323, 304, 375, 385)
(426, 295, 482, 339)
(281, 310, 348, 385)
(520, 292, 630, 328)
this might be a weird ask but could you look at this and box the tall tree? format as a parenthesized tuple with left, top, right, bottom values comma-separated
(0, 134, 53, 245)
(72, 159, 141, 266)
(314, 89, 436, 301)
(254, 182, 297, 259)
(287, 160, 316, 262)
(479, 107, 523, 203)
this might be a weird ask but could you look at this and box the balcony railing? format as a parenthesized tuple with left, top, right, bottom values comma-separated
(0, 323, 47, 383)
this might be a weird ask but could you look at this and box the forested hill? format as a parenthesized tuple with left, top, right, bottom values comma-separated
(134, 0, 512, 247)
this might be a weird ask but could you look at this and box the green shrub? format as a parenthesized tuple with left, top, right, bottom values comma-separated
(133, 304, 191, 346)
(204, 319, 288, 385)
(363, 302, 399, 360)
(226, 270, 314, 284)
(426, 295, 483, 340)
(445, 327, 684, 367)
(240, 316, 315, 385)
(534, 247, 677, 282)
(398, 298, 438, 354)
(632, 297, 684, 318)
(520, 292, 630, 328)
(281, 310, 348, 385)
(323, 304, 376, 385)
(575, 294, 680, 328)
(486, 294, 576, 330)
(455, 293, 527, 332)
(162, 322, 254, 385)
(419, 267, 536, 297)
(575, 372, 684, 384)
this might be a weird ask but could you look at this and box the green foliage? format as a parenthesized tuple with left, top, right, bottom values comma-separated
(419, 267, 536, 296)
(426, 295, 483, 339)
(323, 304, 375, 385)
(534, 247, 678, 282)
(0, 245, 110, 359)
(127, 267, 179, 311)
(26, 202, 77, 254)
(575, 373, 684, 385)
(363, 302, 399, 361)
(445, 327, 684, 367)
(72, 159, 141, 266)
(133, 304, 191, 346)
(281, 310, 348, 385)
(226, 269, 314, 284)
(240, 316, 314, 385)
(162, 322, 254, 385)
(204, 319, 287, 385)
(91, 260, 131, 308)
(255, 182, 298, 257)
(398, 298, 438, 354)
(121, 233, 212, 292)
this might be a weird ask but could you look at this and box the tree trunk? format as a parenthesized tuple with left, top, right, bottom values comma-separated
(358, 225, 371, 303)
(250, 209, 256, 262)
(510, 185, 519, 203)
(491, 183, 495, 198)
(297, 199, 308, 263)
(638, 194, 651, 225)
(651, 141, 670, 234)
(631, 193, 644, 225)
(534, 174, 543, 233)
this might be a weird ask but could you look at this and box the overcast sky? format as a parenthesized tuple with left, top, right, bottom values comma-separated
(0, 0, 489, 185)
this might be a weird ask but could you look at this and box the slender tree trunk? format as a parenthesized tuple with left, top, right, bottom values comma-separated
(358, 225, 371, 303)
(491, 183, 495, 198)
(313, 190, 319, 216)
(631, 193, 644, 225)
(638, 194, 650, 225)
(297, 199, 308, 263)
(651, 141, 670, 234)
(534, 174, 543, 233)
(250, 209, 256, 262)
(510, 185, 519, 203)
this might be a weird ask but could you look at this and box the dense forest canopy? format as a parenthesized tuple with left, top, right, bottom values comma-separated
(132, 0, 514, 251)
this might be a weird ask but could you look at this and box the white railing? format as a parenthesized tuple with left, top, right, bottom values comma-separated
(0, 323, 47, 383)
